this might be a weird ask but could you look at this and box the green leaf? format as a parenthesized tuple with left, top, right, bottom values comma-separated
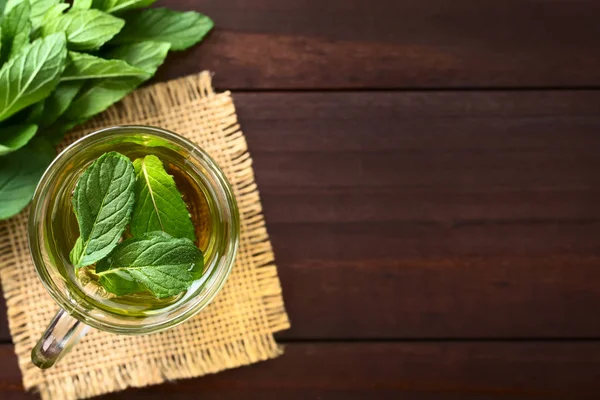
(71, 0, 92, 12)
(42, 9, 124, 50)
(43, 119, 77, 144)
(0, 138, 54, 219)
(111, 8, 213, 51)
(0, 0, 7, 13)
(70, 151, 135, 267)
(62, 51, 148, 81)
(8, 29, 30, 58)
(0, 33, 67, 122)
(30, 0, 61, 29)
(96, 231, 203, 298)
(63, 78, 139, 121)
(104, 40, 170, 74)
(0, 124, 37, 155)
(69, 236, 83, 265)
(6, 1, 65, 30)
(26, 101, 45, 123)
(92, 0, 155, 14)
(37, 80, 82, 126)
(39, 2, 69, 24)
(130, 155, 196, 242)
(0, 0, 31, 63)
(3, 0, 23, 14)
(62, 41, 168, 121)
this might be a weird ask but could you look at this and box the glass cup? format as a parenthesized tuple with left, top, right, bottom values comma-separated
(28, 126, 239, 368)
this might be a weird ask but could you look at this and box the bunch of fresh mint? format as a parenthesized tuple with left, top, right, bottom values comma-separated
(0, 0, 213, 220)
(71, 151, 203, 298)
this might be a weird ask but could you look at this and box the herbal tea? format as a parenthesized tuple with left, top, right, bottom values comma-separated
(45, 142, 215, 317)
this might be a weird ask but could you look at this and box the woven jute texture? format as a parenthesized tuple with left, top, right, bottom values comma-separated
(0, 72, 290, 399)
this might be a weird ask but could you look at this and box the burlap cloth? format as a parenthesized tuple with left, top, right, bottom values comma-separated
(0, 72, 290, 399)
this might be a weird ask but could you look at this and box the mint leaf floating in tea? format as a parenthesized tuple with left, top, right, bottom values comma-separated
(69, 237, 84, 266)
(70, 151, 135, 267)
(130, 155, 196, 241)
(95, 231, 204, 298)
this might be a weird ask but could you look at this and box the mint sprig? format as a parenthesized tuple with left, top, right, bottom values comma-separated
(0, 1, 214, 220)
(69, 151, 202, 298)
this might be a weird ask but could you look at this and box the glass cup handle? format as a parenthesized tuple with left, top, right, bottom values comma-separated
(31, 309, 90, 369)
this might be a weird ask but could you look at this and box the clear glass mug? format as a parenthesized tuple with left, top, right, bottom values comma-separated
(28, 126, 239, 369)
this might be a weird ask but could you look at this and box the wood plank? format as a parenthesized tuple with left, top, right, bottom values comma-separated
(2, 91, 600, 342)
(152, 0, 600, 89)
(2, 342, 600, 399)
(245, 91, 600, 339)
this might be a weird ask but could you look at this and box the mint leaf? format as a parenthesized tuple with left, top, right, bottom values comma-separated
(63, 78, 140, 122)
(25, 101, 45, 123)
(39, 2, 69, 25)
(130, 155, 196, 242)
(37, 81, 82, 126)
(30, 0, 62, 29)
(62, 51, 148, 81)
(42, 119, 78, 145)
(71, 0, 92, 12)
(111, 8, 213, 51)
(96, 260, 146, 295)
(71, 151, 135, 267)
(0, 0, 30, 63)
(0, 33, 67, 122)
(92, 0, 156, 14)
(2, 0, 23, 14)
(62, 41, 169, 121)
(69, 236, 83, 265)
(42, 9, 124, 50)
(104, 40, 170, 75)
(0, 124, 38, 155)
(6, 1, 65, 30)
(96, 231, 203, 298)
(8, 29, 30, 58)
(0, 139, 54, 219)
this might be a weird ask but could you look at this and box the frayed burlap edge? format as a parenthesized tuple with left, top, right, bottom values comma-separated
(38, 335, 283, 399)
(0, 71, 290, 399)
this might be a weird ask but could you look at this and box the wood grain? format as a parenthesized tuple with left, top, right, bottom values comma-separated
(2, 91, 599, 341)
(150, 0, 600, 89)
(1, 342, 600, 399)
(242, 90, 600, 339)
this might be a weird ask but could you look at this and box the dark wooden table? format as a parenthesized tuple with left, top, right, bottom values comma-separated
(3, 0, 600, 398)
